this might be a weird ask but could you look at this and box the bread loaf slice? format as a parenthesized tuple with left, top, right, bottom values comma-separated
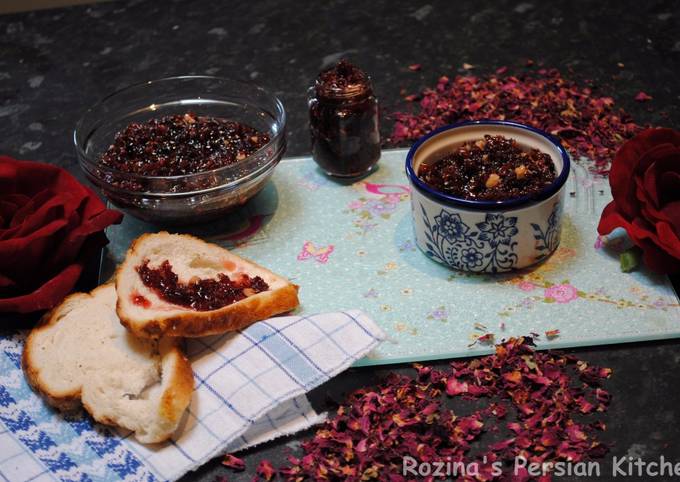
(116, 232, 300, 338)
(22, 284, 193, 444)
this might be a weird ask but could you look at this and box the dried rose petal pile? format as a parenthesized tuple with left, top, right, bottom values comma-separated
(224, 337, 612, 481)
(387, 67, 644, 175)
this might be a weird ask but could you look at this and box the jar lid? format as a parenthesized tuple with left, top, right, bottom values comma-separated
(315, 60, 372, 100)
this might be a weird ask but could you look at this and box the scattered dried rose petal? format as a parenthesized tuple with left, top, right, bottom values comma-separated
(545, 329, 560, 339)
(267, 336, 611, 480)
(469, 332, 495, 347)
(387, 67, 645, 174)
(222, 454, 245, 472)
(634, 91, 653, 102)
(254, 460, 276, 481)
(463, 62, 475, 70)
(446, 377, 469, 395)
(408, 63, 422, 72)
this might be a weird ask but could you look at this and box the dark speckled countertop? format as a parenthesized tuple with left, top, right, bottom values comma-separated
(1, 0, 679, 480)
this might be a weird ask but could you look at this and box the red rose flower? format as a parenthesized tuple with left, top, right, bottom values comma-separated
(0, 156, 123, 313)
(597, 128, 680, 273)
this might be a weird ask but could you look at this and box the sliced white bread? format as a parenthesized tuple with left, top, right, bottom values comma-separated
(22, 284, 193, 444)
(115, 232, 300, 338)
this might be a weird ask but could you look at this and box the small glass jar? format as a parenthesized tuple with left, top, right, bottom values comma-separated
(308, 60, 380, 178)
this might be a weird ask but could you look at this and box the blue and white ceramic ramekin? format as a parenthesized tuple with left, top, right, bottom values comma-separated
(405, 120, 570, 273)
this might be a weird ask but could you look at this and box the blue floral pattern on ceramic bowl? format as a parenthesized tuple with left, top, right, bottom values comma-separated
(405, 121, 569, 273)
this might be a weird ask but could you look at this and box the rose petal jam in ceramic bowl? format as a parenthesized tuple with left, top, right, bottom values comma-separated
(75, 76, 286, 224)
(405, 120, 570, 273)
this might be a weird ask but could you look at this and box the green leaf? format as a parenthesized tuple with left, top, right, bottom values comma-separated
(620, 247, 641, 273)
(543, 297, 555, 303)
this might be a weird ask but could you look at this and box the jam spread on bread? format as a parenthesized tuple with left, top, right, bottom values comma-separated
(136, 259, 269, 311)
(131, 293, 152, 308)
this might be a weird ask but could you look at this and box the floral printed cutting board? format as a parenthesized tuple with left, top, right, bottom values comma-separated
(101, 149, 680, 366)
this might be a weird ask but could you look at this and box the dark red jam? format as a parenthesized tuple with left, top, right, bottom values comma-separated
(309, 60, 380, 177)
(136, 259, 269, 311)
(131, 293, 151, 308)
(417, 135, 557, 201)
(100, 113, 270, 177)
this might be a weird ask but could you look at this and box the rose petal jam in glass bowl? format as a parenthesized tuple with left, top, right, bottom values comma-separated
(75, 76, 286, 224)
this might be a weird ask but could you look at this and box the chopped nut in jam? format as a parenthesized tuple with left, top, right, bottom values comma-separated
(417, 135, 557, 201)
(485, 173, 500, 188)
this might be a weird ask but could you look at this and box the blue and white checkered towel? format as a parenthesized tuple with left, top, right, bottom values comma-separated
(0, 310, 384, 482)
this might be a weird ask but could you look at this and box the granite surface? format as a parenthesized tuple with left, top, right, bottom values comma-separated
(1, 0, 679, 480)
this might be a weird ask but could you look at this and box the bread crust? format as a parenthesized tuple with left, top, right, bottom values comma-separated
(159, 347, 194, 424)
(22, 283, 194, 444)
(116, 232, 300, 338)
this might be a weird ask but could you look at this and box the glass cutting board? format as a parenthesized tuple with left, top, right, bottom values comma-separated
(100, 149, 680, 366)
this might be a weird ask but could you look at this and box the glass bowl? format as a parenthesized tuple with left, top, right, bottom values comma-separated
(74, 76, 286, 224)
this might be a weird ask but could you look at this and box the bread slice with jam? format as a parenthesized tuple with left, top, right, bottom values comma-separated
(22, 283, 193, 444)
(115, 232, 300, 338)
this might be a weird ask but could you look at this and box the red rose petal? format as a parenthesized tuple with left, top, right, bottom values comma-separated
(660, 200, 680, 237)
(655, 221, 680, 258)
(641, 241, 680, 273)
(597, 202, 632, 236)
(609, 140, 650, 220)
(0, 272, 16, 289)
(255, 460, 276, 481)
(503, 370, 522, 384)
(0, 261, 83, 313)
(634, 91, 653, 102)
(50, 206, 124, 268)
(446, 377, 468, 395)
(0, 192, 66, 240)
(598, 201, 679, 273)
(0, 217, 70, 283)
(0, 194, 30, 227)
(222, 454, 245, 471)
(642, 152, 680, 210)
(540, 429, 559, 447)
